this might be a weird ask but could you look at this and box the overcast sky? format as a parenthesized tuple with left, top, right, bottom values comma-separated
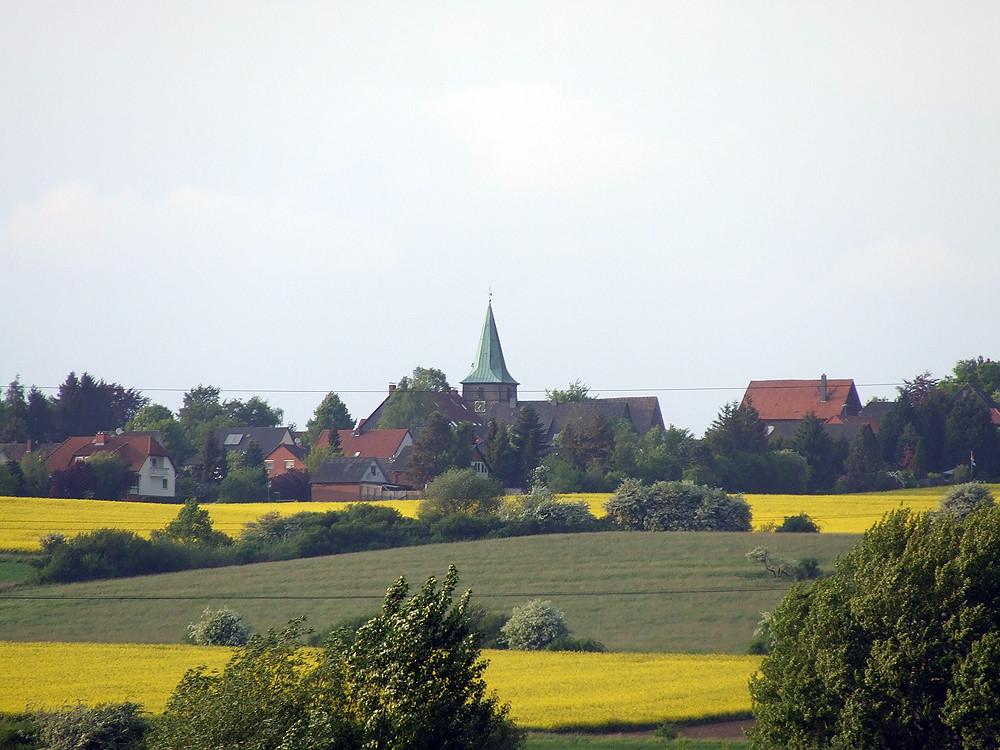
(2, 2, 997, 436)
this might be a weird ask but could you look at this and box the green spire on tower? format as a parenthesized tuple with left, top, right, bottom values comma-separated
(462, 301, 518, 386)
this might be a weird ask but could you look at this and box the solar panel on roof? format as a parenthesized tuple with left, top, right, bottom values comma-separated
(224, 433, 244, 446)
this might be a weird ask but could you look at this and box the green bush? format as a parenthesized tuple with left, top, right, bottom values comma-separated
(938, 482, 995, 520)
(500, 599, 570, 650)
(419, 468, 503, 517)
(792, 557, 822, 581)
(775, 513, 819, 533)
(499, 495, 599, 531)
(605, 478, 752, 531)
(0, 713, 40, 749)
(546, 635, 607, 652)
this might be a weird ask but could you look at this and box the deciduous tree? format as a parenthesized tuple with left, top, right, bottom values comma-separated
(750, 507, 1000, 749)
(305, 391, 354, 445)
(378, 366, 450, 432)
(151, 567, 522, 750)
(545, 379, 593, 403)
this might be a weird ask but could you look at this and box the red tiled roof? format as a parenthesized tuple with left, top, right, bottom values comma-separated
(743, 379, 861, 422)
(316, 429, 411, 459)
(47, 433, 170, 473)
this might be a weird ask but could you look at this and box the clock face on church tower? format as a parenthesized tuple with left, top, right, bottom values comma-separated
(474, 400, 487, 413)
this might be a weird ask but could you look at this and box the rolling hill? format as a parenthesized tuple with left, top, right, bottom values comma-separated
(0, 530, 857, 652)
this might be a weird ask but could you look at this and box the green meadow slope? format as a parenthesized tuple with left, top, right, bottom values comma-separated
(0, 531, 857, 652)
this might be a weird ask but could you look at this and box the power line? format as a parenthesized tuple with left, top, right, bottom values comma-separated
(21, 383, 907, 396)
(0, 586, 791, 602)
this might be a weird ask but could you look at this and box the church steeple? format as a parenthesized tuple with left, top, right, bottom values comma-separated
(461, 300, 518, 409)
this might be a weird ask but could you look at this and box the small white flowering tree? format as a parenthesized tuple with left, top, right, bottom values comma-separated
(500, 599, 570, 650)
(186, 606, 253, 646)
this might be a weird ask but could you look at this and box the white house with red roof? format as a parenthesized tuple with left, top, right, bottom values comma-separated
(46, 431, 177, 498)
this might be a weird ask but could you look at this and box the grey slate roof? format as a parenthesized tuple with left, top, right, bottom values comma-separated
(311, 456, 388, 485)
(483, 397, 665, 442)
(214, 426, 294, 457)
(359, 391, 483, 435)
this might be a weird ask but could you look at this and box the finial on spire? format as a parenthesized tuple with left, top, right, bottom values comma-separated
(488, 287, 492, 304)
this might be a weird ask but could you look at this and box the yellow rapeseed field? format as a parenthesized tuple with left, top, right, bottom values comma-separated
(0, 642, 758, 729)
(743, 487, 992, 533)
(4, 485, 994, 550)
(0, 497, 421, 551)
(486, 650, 760, 730)
(0, 642, 231, 713)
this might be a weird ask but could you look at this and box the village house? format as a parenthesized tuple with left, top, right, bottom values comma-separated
(213, 426, 303, 479)
(310, 456, 390, 502)
(742, 375, 881, 442)
(46, 431, 177, 498)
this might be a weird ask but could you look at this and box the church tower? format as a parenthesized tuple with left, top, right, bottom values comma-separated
(461, 300, 519, 413)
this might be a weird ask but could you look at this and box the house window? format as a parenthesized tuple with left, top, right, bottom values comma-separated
(285, 459, 295, 470)
(265, 460, 274, 472)
(151, 457, 158, 468)
(162, 479, 168, 490)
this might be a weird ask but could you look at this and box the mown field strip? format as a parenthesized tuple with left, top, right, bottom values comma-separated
(4, 486, 988, 552)
(0, 641, 759, 729)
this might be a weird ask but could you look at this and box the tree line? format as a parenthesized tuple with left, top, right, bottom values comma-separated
(2, 356, 998, 500)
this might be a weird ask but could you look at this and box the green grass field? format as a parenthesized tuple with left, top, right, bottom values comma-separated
(0, 531, 856, 652)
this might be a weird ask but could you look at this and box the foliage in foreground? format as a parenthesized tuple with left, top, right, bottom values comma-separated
(150, 566, 523, 750)
(750, 505, 1000, 749)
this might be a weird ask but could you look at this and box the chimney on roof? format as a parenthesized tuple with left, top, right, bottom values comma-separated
(388, 383, 396, 394)
(821, 374, 828, 402)
(94, 432, 106, 446)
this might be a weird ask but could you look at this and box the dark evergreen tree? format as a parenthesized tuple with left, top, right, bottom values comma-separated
(195, 424, 227, 486)
(53, 372, 148, 439)
(510, 404, 544, 486)
(26, 386, 56, 443)
(844, 424, 884, 490)
(946, 390, 1000, 476)
(1, 377, 29, 442)
(790, 412, 839, 491)
(407, 410, 456, 486)
(705, 399, 769, 458)
(484, 421, 521, 488)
